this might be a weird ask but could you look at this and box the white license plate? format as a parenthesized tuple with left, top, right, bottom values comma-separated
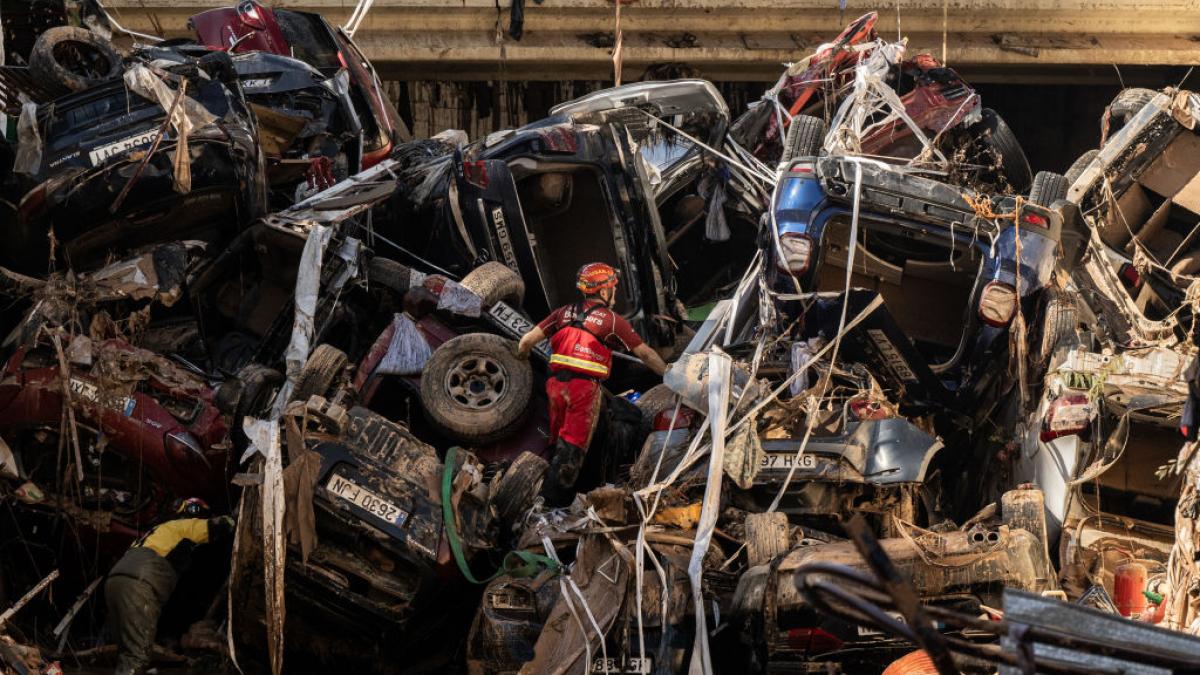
(488, 300, 550, 357)
(858, 611, 905, 636)
(325, 474, 408, 526)
(590, 657, 652, 674)
(88, 130, 160, 166)
(760, 453, 818, 471)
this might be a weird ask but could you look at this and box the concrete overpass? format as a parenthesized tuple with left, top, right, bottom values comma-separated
(101, 0, 1200, 82)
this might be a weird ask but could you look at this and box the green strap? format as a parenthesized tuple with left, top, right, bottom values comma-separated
(441, 446, 561, 584)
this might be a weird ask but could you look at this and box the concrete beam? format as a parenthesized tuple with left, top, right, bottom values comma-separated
(102, 0, 1200, 81)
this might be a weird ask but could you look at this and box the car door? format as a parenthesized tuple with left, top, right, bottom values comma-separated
(451, 154, 551, 317)
(606, 122, 680, 347)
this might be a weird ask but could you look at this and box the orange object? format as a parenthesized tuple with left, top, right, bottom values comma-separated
(883, 650, 937, 675)
(1114, 562, 1148, 617)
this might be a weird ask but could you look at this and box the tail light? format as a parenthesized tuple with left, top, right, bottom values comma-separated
(654, 406, 695, 431)
(463, 160, 490, 189)
(1022, 211, 1048, 227)
(1119, 262, 1143, 290)
(785, 627, 844, 654)
(165, 430, 209, 469)
(978, 281, 1017, 327)
(236, 0, 267, 29)
(777, 233, 814, 276)
(789, 162, 815, 174)
(1040, 394, 1092, 442)
(850, 397, 890, 421)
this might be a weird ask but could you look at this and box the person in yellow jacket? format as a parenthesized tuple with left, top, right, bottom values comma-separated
(105, 498, 234, 675)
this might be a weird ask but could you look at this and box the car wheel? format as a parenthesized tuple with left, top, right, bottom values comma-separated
(779, 114, 827, 165)
(1064, 149, 1100, 185)
(1033, 289, 1079, 381)
(30, 27, 122, 94)
(1028, 171, 1069, 207)
(368, 256, 415, 295)
(292, 344, 349, 403)
(635, 383, 680, 421)
(1108, 87, 1157, 127)
(975, 108, 1032, 193)
(745, 512, 791, 567)
(490, 451, 549, 526)
(218, 364, 284, 419)
(460, 262, 525, 308)
(420, 333, 532, 444)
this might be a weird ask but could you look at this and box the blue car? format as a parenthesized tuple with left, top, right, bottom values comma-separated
(766, 155, 1063, 422)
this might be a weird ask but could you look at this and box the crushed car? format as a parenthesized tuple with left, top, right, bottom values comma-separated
(8, 48, 265, 275)
(731, 11, 1031, 192)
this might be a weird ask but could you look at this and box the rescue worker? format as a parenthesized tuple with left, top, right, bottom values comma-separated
(516, 262, 668, 503)
(105, 498, 234, 675)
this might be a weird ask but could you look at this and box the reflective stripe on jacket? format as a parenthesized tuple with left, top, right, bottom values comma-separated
(548, 303, 612, 379)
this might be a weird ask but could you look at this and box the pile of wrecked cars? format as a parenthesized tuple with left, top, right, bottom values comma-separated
(3, 6, 1200, 675)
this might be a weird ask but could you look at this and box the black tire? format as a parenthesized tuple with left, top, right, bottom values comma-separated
(490, 451, 549, 526)
(368, 256, 415, 295)
(745, 512, 791, 567)
(420, 333, 533, 444)
(779, 114, 827, 165)
(635, 383, 680, 422)
(1034, 289, 1079, 378)
(460, 262, 525, 308)
(292, 344, 349, 402)
(976, 108, 1032, 193)
(29, 27, 122, 94)
(234, 364, 284, 419)
(1028, 171, 1069, 207)
(1108, 87, 1157, 126)
(1064, 149, 1100, 185)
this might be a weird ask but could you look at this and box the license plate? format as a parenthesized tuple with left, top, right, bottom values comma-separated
(760, 453, 818, 471)
(88, 130, 160, 166)
(488, 301, 550, 357)
(590, 657, 652, 674)
(325, 474, 408, 526)
(858, 611, 905, 637)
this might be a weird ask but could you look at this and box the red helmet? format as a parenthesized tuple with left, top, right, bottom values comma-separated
(576, 262, 619, 294)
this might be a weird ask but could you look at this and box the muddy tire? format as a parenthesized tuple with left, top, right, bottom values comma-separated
(490, 452, 548, 526)
(1033, 289, 1079, 380)
(420, 333, 532, 444)
(745, 512, 791, 567)
(1065, 149, 1100, 185)
(218, 364, 284, 419)
(1028, 171, 1069, 207)
(976, 108, 1032, 193)
(461, 262, 524, 308)
(635, 384, 680, 421)
(1108, 87, 1157, 126)
(30, 27, 122, 94)
(779, 115, 827, 165)
(292, 344, 349, 402)
(369, 257, 415, 295)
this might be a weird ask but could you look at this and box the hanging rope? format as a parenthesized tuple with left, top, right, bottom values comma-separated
(612, 0, 625, 85)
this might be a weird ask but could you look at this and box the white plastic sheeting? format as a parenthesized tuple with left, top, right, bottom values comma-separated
(282, 225, 334, 396)
(13, 100, 41, 175)
(687, 350, 732, 675)
(823, 41, 952, 170)
(243, 417, 286, 675)
(377, 314, 435, 376)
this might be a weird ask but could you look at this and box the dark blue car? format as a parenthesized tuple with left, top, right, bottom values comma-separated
(766, 155, 1062, 421)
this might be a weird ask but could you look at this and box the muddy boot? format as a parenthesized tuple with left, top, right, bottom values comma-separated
(540, 439, 586, 506)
